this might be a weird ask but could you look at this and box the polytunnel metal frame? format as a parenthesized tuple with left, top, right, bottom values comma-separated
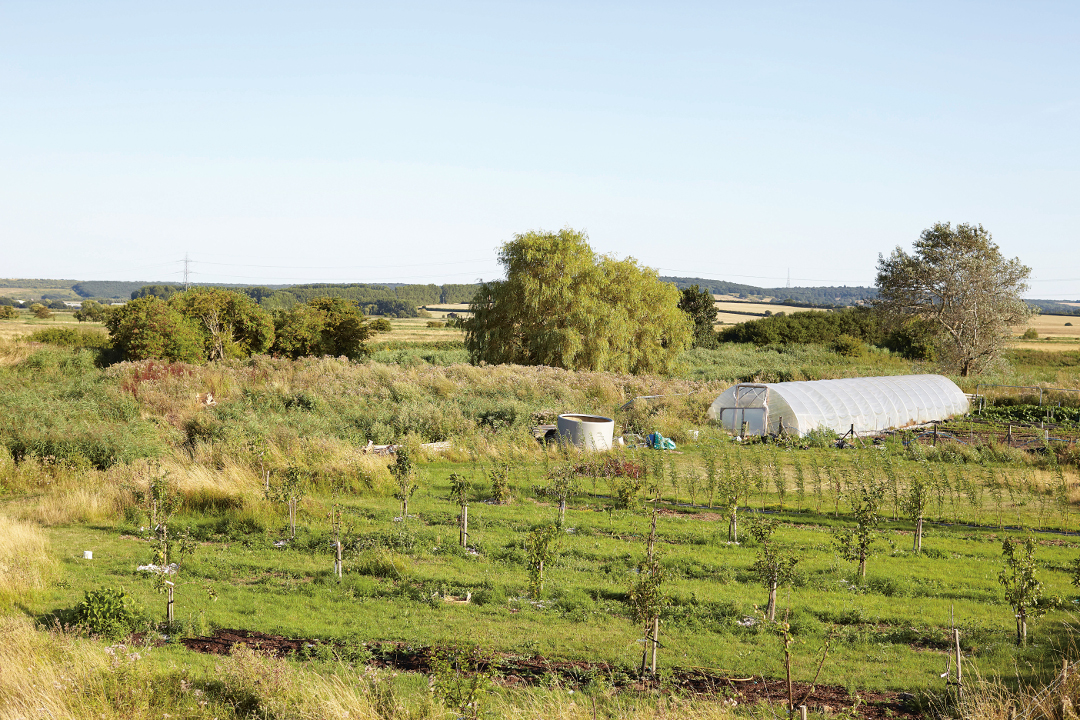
(708, 375, 970, 438)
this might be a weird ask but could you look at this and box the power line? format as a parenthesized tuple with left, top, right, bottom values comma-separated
(191, 257, 494, 270)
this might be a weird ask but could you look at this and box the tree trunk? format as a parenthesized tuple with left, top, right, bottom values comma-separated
(558, 497, 566, 527)
(402, 496, 408, 521)
(859, 547, 866, 578)
(767, 581, 778, 622)
(1018, 608, 1027, 646)
(729, 509, 738, 543)
(915, 516, 923, 552)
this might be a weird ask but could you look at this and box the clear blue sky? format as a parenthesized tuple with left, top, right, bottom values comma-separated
(2, 2, 1078, 297)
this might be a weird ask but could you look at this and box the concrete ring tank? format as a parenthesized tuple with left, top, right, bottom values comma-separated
(556, 414, 615, 451)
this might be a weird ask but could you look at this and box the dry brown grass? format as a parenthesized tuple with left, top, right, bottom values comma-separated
(1017, 314, 1080, 340)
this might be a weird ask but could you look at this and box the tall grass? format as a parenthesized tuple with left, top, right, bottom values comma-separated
(0, 616, 739, 720)
(0, 516, 56, 609)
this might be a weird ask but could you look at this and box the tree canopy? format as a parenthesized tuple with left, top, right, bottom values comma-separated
(105, 296, 205, 363)
(270, 296, 375, 360)
(875, 223, 1032, 376)
(678, 285, 719, 349)
(465, 228, 691, 374)
(169, 287, 274, 361)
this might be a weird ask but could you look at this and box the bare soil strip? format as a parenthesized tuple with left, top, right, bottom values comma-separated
(182, 628, 919, 719)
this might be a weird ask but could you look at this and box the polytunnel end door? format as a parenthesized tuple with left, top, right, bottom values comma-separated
(718, 408, 767, 436)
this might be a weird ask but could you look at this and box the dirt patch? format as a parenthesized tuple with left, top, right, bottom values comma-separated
(182, 628, 919, 719)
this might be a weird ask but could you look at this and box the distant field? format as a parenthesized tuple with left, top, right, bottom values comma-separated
(420, 303, 472, 319)
(1017, 314, 1080, 339)
(0, 286, 81, 301)
(0, 312, 88, 341)
(373, 317, 465, 344)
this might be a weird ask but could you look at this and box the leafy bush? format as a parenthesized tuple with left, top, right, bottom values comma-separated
(0, 305, 17, 320)
(74, 586, 145, 638)
(830, 334, 868, 358)
(1022, 328, 1038, 339)
(105, 296, 205, 363)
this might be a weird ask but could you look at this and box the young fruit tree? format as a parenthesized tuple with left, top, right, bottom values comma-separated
(390, 446, 418, 521)
(269, 466, 308, 539)
(875, 222, 1033, 376)
(143, 466, 203, 624)
(904, 470, 931, 553)
(629, 506, 669, 678)
(749, 517, 798, 622)
(525, 525, 559, 599)
(540, 464, 578, 527)
(999, 535, 1044, 646)
(488, 464, 512, 505)
(448, 473, 470, 548)
(835, 480, 884, 578)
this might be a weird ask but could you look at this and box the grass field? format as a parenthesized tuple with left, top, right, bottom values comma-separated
(3, 336, 1080, 718)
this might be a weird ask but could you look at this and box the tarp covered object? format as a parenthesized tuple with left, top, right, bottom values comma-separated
(706, 374, 969, 437)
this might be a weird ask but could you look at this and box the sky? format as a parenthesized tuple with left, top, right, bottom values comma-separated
(1, 1, 1078, 298)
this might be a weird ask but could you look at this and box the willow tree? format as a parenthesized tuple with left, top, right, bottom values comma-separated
(875, 223, 1033, 376)
(465, 229, 691, 374)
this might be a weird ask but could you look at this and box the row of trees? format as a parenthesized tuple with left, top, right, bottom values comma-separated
(103, 288, 382, 363)
(461, 223, 1032, 377)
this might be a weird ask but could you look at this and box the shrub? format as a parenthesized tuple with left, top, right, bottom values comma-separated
(426, 321, 445, 328)
(0, 305, 17, 320)
(830, 334, 867, 358)
(1022, 328, 1039, 340)
(74, 586, 145, 639)
(369, 318, 392, 332)
(30, 303, 52, 319)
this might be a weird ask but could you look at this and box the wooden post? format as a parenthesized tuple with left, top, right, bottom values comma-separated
(166, 581, 174, 625)
(650, 616, 659, 676)
(954, 628, 963, 703)
(461, 504, 468, 548)
(1063, 658, 1069, 719)
(335, 541, 342, 578)
(933, 423, 938, 447)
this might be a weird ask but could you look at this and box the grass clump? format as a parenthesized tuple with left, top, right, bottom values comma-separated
(0, 515, 56, 609)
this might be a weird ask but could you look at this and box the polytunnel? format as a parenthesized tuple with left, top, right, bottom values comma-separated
(706, 374, 969, 437)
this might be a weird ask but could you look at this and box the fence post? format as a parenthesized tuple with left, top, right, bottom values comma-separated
(166, 581, 174, 625)
(954, 628, 963, 704)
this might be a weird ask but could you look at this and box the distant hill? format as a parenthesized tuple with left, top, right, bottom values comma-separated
(4, 275, 1077, 316)
(1026, 299, 1080, 316)
(660, 277, 877, 306)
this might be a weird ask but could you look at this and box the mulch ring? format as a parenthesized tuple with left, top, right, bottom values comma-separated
(182, 628, 919, 719)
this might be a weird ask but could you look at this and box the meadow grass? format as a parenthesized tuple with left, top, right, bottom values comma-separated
(4, 341, 1080, 716)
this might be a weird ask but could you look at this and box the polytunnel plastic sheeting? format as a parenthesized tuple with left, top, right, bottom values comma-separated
(706, 374, 969, 436)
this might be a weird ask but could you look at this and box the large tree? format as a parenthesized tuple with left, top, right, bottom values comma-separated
(678, 284, 719, 349)
(465, 229, 691, 374)
(104, 296, 205, 363)
(169, 287, 274, 361)
(875, 223, 1033, 376)
(270, 296, 375, 360)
